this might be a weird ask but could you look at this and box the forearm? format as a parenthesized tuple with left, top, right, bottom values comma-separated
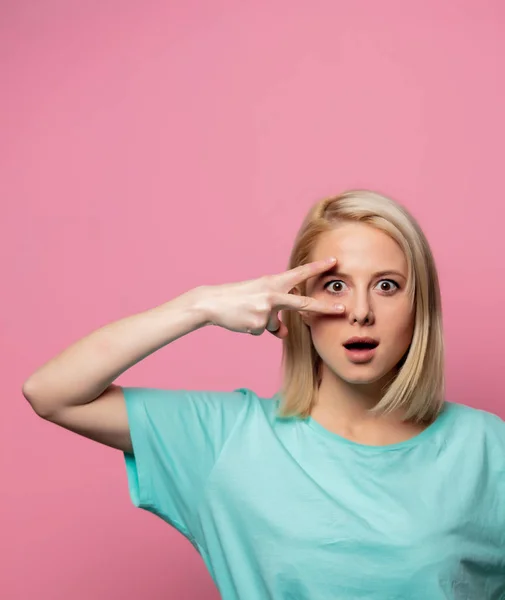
(22, 287, 211, 416)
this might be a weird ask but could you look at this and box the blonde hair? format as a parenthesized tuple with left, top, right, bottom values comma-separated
(279, 189, 444, 424)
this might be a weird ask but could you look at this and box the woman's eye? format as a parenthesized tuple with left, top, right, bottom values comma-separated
(375, 279, 399, 293)
(323, 280, 347, 294)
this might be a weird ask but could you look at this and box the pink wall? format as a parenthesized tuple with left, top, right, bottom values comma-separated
(2, 1, 504, 598)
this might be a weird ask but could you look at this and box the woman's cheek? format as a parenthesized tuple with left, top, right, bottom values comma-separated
(381, 297, 413, 321)
(386, 304, 415, 345)
(309, 314, 343, 340)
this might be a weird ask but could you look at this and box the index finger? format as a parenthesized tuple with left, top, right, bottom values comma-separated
(278, 257, 337, 288)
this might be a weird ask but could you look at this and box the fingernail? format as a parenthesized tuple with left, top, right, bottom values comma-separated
(334, 304, 344, 311)
(326, 256, 337, 263)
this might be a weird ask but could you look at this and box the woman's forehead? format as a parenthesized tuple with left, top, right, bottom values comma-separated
(310, 223, 407, 271)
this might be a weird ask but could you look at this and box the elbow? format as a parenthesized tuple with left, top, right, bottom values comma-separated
(22, 378, 54, 419)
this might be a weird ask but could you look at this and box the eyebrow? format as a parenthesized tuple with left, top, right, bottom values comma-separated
(312, 267, 407, 283)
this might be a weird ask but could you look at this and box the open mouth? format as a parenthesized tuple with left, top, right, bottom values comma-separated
(343, 338, 379, 362)
(343, 340, 379, 350)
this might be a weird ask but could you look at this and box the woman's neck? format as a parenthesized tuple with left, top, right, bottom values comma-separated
(310, 365, 426, 445)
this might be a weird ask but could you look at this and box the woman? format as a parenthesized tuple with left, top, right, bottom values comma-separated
(23, 190, 505, 599)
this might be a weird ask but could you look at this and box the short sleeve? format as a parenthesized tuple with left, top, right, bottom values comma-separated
(121, 386, 250, 545)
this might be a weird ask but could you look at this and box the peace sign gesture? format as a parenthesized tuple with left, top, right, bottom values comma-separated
(198, 257, 345, 338)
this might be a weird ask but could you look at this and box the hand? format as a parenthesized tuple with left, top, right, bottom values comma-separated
(197, 257, 345, 339)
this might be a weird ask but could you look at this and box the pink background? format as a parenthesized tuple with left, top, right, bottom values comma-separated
(2, 1, 504, 598)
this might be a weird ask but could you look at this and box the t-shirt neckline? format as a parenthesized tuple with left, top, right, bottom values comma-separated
(304, 401, 453, 452)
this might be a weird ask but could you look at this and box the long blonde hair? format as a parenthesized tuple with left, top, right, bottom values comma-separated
(279, 190, 444, 424)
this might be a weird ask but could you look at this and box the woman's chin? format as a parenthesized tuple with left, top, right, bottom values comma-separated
(343, 374, 383, 385)
(332, 363, 391, 386)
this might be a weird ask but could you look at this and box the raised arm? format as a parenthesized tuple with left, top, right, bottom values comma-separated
(22, 257, 343, 453)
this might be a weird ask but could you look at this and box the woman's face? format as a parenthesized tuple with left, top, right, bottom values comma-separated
(302, 222, 415, 385)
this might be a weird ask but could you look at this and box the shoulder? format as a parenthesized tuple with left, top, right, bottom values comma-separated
(444, 400, 505, 444)
(232, 387, 282, 420)
(121, 385, 279, 430)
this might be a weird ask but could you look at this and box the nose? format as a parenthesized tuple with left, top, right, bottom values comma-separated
(347, 289, 375, 326)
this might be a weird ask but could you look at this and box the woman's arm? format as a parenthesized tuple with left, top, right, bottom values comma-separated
(21, 257, 342, 453)
(22, 287, 210, 418)
(21, 288, 211, 453)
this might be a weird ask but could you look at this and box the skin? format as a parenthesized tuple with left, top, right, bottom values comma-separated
(299, 221, 426, 445)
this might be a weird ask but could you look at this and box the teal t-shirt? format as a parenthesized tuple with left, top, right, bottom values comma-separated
(122, 387, 505, 599)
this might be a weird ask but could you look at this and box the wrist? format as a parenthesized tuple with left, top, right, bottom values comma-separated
(150, 286, 215, 334)
(180, 285, 217, 328)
